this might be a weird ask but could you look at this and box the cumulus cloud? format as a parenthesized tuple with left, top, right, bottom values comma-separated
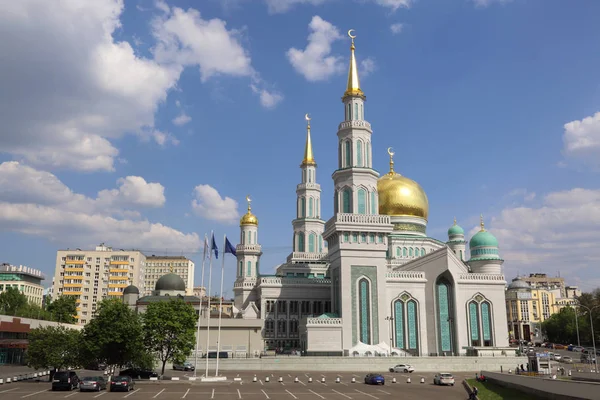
(472, 0, 513, 7)
(484, 188, 600, 291)
(373, 0, 412, 11)
(0, 0, 182, 172)
(173, 113, 192, 126)
(361, 58, 376, 77)
(390, 23, 404, 34)
(263, 0, 411, 13)
(563, 111, 600, 168)
(0, 162, 199, 250)
(191, 185, 240, 224)
(286, 16, 344, 82)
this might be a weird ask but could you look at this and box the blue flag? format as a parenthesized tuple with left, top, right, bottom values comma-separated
(224, 236, 237, 257)
(211, 233, 219, 259)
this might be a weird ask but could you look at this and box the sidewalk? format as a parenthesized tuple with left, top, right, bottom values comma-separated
(0, 365, 49, 383)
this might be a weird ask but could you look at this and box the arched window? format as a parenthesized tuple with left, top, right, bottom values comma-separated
(357, 188, 367, 214)
(308, 233, 315, 253)
(360, 104, 363, 120)
(460, 250, 463, 261)
(421, 247, 425, 257)
(254, 231, 257, 244)
(298, 233, 305, 252)
(319, 236, 323, 252)
(403, 247, 407, 257)
(344, 141, 351, 167)
(248, 231, 252, 244)
(300, 198, 306, 218)
(358, 278, 371, 344)
(409, 248, 413, 257)
(482, 301, 493, 346)
(354, 103, 358, 121)
(357, 141, 363, 167)
(342, 189, 351, 213)
(436, 279, 453, 354)
(347, 103, 351, 120)
(239, 261, 243, 276)
(396, 247, 400, 257)
(393, 294, 419, 353)
(316, 199, 320, 217)
(370, 191, 376, 214)
(246, 261, 252, 276)
(407, 300, 418, 350)
(469, 301, 480, 346)
(366, 142, 370, 167)
(309, 198, 314, 217)
(394, 300, 404, 349)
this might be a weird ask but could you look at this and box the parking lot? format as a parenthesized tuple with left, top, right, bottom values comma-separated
(0, 371, 470, 400)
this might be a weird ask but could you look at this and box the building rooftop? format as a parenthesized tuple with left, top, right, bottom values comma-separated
(0, 263, 45, 281)
(147, 255, 189, 260)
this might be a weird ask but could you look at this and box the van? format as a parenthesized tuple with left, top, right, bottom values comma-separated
(52, 371, 80, 391)
(204, 351, 229, 359)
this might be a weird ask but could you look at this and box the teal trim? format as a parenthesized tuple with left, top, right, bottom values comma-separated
(309, 233, 315, 253)
(407, 300, 417, 350)
(239, 261, 243, 276)
(344, 141, 351, 167)
(359, 279, 370, 343)
(351, 266, 379, 346)
(469, 256, 504, 262)
(394, 300, 404, 349)
(300, 198, 306, 218)
(469, 302, 479, 341)
(357, 188, 366, 214)
(357, 141, 363, 167)
(370, 191, 376, 214)
(342, 189, 351, 213)
(437, 282, 452, 353)
(298, 233, 305, 252)
(482, 302, 491, 341)
(309, 198, 314, 217)
(246, 261, 252, 276)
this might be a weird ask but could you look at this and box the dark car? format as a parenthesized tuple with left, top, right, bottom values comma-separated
(110, 375, 135, 392)
(52, 371, 80, 391)
(364, 373, 385, 385)
(80, 376, 107, 392)
(173, 362, 195, 371)
(119, 368, 158, 379)
(85, 361, 107, 371)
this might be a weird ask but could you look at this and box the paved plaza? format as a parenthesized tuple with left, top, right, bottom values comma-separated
(0, 371, 470, 400)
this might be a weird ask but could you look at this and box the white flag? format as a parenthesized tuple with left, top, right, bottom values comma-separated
(203, 234, 209, 260)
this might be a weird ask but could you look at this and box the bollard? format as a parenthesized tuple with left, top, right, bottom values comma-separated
(279, 376, 283, 383)
(336, 377, 340, 383)
(253, 376, 257, 382)
(265, 376, 270, 383)
(0, 378, 3, 385)
(568, 370, 572, 377)
(295, 376, 299, 383)
(501, 366, 503, 373)
(552, 375, 557, 380)
(308, 377, 313, 383)
(407, 377, 411, 383)
(392, 377, 396, 383)
(351, 377, 356, 383)
(14, 377, 18, 382)
(420, 377, 425, 384)
(321, 377, 326, 383)
(6, 378, 11, 383)
(508, 369, 512, 374)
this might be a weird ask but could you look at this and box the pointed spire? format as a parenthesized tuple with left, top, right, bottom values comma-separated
(480, 214, 486, 231)
(246, 195, 252, 212)
(453, 217, 457, 226)
(344, 29, 364, 98)
(387, 147, 395, 174)
(302, 113, 316, 166)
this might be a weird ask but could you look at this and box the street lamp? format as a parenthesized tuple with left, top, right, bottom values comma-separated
(385, 316, 394, 354)
(577, 303, 600, 374)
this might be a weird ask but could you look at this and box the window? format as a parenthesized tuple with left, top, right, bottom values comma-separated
(357, 141, 363, 167)
(344, 141, 351, 167)
(354, 103, 358, 120)
(309, 198, 314, 217)
(358, 278, 371, 344)
(357, 188, 366, 214)
(309, 233, 315, 253)
(298, 233, 305, 252)
(370, 192, 376, 214)
(342, 189, 351, 213)
(366, 142, 370, 167)
(248, 231, 252, 244)
(247, 261, 252, 276)
(300, 198, 306, 218)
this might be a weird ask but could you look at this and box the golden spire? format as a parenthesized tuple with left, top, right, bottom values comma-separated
(301, 113, 316, 166)
(453, 217, 457, 226)
(169, 264, 174, 273)
(344, 29, 364, 98)
(246, 195, 252, 212)
(240, 195, 259, 226)
(480, 214, 486, 231)
(387, 147, 395, 174)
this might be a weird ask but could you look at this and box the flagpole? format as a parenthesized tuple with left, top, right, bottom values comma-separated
(215, 234, 227, 377)
(193, 234, 208, 378)
(204, 231, 215, 378)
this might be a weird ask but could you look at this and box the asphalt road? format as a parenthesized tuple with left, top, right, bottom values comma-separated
(0, 371, 470, 400)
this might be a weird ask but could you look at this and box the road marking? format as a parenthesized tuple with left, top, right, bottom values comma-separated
(182, 388, 190, 398)
(305, 373, 309, 378)
(309, 389, 325, 399)
(93, 392, 106, 398)
(352, 374, 360, 377)
(298, 380, 306, 386)
(286, 389, 297, 399)
(21, 389, 48, 398)
(354, 389, 378, 399)
(0, 387, 19, 394)
(377, 389, 391, 395)
(211, 389, 215, 399)
(259, 379, 264, 385)
(237, 388, 242, 399)
(153, 389, 165, 398)
(65, 392, 78, 398)
(332, 389, 352, 399)
(261, 389, 270, 399)
(124, 389, 140, 398)
(288, 374, 292, 378)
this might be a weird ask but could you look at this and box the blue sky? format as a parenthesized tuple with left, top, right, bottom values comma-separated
(1, 0, 600, 294)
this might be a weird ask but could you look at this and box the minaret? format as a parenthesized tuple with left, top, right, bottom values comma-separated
(233, 196, 262, 310)
(290, 114, 326, 257)
(446, 218, 466, 261)
(333, 30, 379, 215)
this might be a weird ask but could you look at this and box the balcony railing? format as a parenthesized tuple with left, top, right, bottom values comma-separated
(306, 317, 342, 326)
(259, 277, 331, 286)
(338, 120, 371, 131)
(236, 244, 262, 252)
(286, 252, 329, 262)
(386, 271, 426, 280)
(330, 213, 391, 225)
(458, 273, 505, 281)
(296, 183, 321, 191)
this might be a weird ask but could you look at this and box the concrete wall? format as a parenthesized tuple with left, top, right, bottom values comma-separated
(481, 371, 599, 400)
(195, 356, 528, 372)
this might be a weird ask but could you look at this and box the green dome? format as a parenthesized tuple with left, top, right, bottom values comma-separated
(448, 224, 464, 236)
(155, 273, 185, 292)
(469, 230, 499, 248)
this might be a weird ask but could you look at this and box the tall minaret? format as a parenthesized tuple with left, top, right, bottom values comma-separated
(333, 30, 379, 215)
(233, 196, 262, 310)
(291, 114, 326, 256)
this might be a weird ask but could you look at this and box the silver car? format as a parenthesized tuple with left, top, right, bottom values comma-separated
(433, 372, 455, 386)
(389, 364, 415, 373)
(80, 376, 107, 392)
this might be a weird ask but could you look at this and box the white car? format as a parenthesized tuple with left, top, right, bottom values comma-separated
(389, 364, 414, 373)
(551, 354, 562, 361)
(433, 372, 455, 386)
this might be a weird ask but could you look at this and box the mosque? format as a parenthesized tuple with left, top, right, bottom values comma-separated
(232, 33, 510, 357)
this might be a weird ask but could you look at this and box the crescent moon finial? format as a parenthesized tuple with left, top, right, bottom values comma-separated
(348, 29, 356, 40)
(387, 147, 394, 157)
(305, 113, 311, 122)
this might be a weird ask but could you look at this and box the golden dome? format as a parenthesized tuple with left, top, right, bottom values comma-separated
(377, 148, 429, 220)
(240, 195, 258, 226)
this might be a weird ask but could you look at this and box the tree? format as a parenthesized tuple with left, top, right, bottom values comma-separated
(142, 299, 198, 375)
(80, 298, 144, 370)
(47, 295, 77, 324)
(0, 287, 27, 315)
(26, 326, 81, 378)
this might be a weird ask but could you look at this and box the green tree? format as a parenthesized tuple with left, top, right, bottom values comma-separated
(47, 295, 77, 323)
(543, 307, 580, 344)
(80, 298, 144, 370)
(142, 299, 197, 375)
(0, 287, 27, 315)
(26, 326, 81, 377)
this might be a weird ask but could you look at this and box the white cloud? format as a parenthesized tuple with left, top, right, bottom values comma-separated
(472, 0, 513, 7)
(173, 113, 192, 126)
(250, 83, 284, 109)
(264, 0, 328, 14)
(0, 0, 183, 172)
(484, 188, 600, 291)
(361, 58, 376, 77)
(563, 111, 600, 167)
(286, 16, 344, 82)
(390, 23, 404, 34)
(506, 188, 536, 203)
(0, 162, 199, 250)
(373, 0, 412, 11)
(191, 185, 240, 224)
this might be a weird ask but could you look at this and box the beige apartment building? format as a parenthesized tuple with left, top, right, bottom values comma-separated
(144, 256, 194, 296)
(52, 244, 146, 324)
(0, 263, 45, 306)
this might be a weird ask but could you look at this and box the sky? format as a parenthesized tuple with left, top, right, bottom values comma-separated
(1, 0, 600, 295)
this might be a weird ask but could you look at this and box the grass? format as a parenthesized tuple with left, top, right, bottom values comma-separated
(466, 379, 536, 400)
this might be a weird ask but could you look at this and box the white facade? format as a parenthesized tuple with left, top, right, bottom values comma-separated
(144, 256, 195, 296)
(233, 37, 509, 356)
(0, 263, 45, 306)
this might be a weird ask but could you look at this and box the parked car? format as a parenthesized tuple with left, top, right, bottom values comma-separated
(119, 368, 158, 379)
(80, 376, 107, 392)
(561, 356, 573, 364)
(52, 371, 80, 391)
(173, 362, 195, 371)
(364, 373, 385, 385)
(110, 376, 135, 392)
(573, 346, 585, 352)
(433, 372, 455, 386)
(389, 364, 414, 373)
(551, 353, 562, 361)
(85, 362, 107, 371)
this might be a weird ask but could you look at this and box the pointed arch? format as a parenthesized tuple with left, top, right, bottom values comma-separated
(358, 277, 372, 344)
(298, 232, 305, 252)
(342, 188, 352, 213)
(308, 232, 316, 253)
(300, 197, 306, 218)
(309, 197, 314, 217)
(344, 140, 352, 167)
(391, 292, 420, 354)
(436, 275, 455, 354)
(357, 187, 367, 214)
(356, 140, 363, 167)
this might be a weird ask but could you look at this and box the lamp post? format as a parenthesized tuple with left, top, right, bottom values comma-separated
(385, 316, 394, 354)
(577, 304, 599, 373)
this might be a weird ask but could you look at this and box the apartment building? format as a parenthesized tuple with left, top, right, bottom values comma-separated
(52, 244, 146, 324)
(0, 263, 45, 306)
(144, 256, 194, 296)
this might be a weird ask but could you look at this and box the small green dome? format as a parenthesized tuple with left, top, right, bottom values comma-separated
(469, 230, 498, 248)
(155, 273, 185, 292)
(448, 224, 464, 236)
